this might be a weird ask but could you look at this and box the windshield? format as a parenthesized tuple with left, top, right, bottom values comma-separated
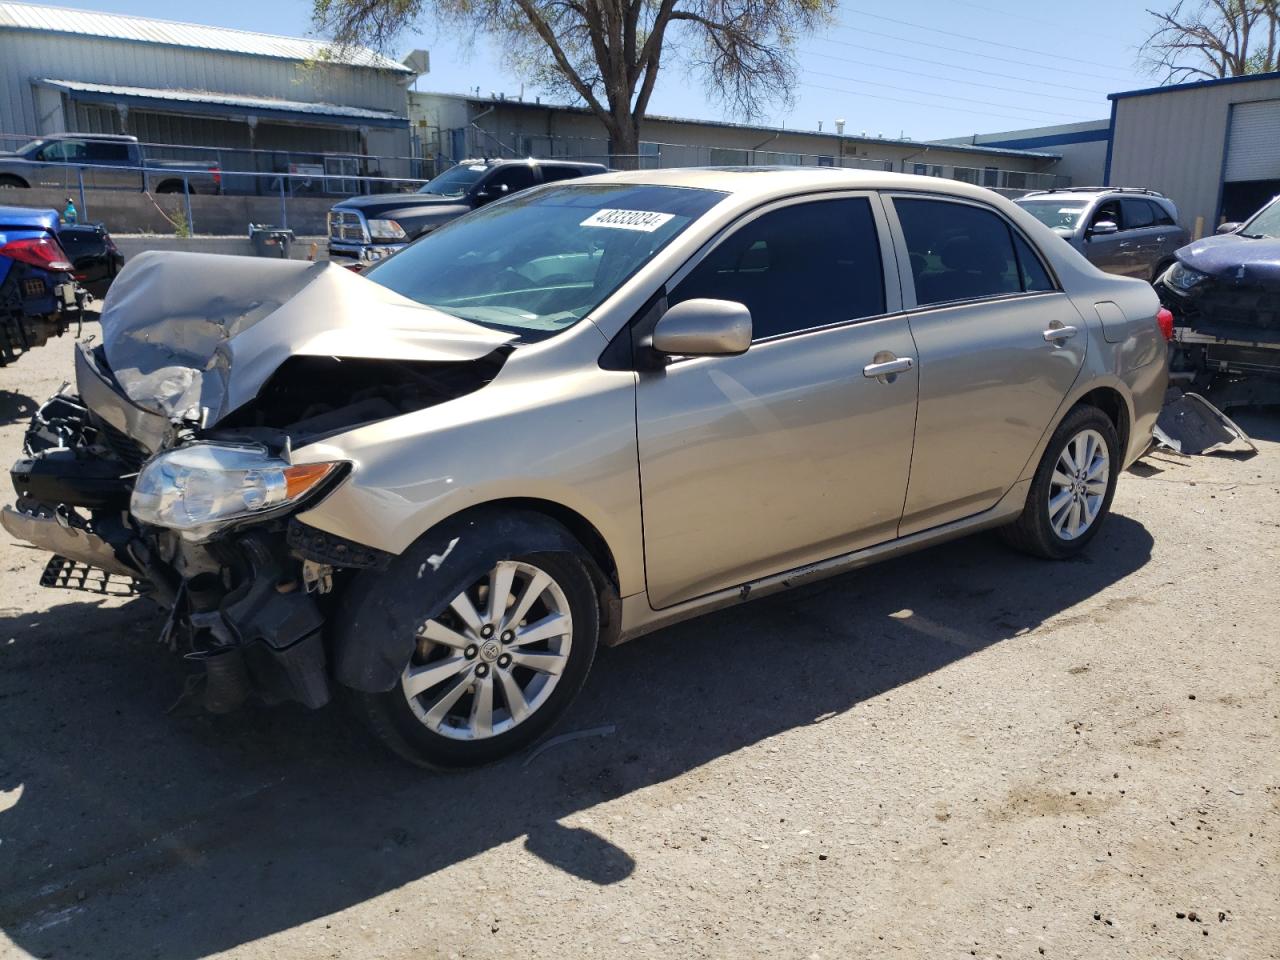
(417, 163, 489, 196)
(365, 183, 726, 338)
(1240, 197, 1280, 239)
(1016, 199, 1087, 230)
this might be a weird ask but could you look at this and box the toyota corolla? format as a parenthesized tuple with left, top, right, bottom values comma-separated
(3, 168, 1168, 767)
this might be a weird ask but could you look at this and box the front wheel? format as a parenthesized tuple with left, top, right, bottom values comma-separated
(350, 545, 599, 769)
(1000, 405, 1120, 559)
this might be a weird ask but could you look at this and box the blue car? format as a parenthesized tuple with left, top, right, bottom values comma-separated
(1156, 195, 1280, 408)
(0, 205, 87, 366)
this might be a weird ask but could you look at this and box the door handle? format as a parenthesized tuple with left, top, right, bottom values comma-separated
(1042, 324, 1078, 343)
(862, 356, 914, 379)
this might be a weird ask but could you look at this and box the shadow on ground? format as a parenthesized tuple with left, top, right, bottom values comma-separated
(0, 389, 37, 427)
(0, 516, 1153, 959)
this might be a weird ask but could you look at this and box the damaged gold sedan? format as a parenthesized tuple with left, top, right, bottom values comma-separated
(3, 169, 1168, 767)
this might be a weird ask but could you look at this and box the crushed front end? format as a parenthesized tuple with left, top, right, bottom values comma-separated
(3, 251, 512, 715)
(1155, 230, 1280, 409)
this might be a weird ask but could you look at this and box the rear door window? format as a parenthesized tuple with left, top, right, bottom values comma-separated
(1121, 198, 1156, 229)
(84, 141, 131, 163)
(1148, 200, 1176, 226)
(541, 166, 588, 184)
(894, 197, 1026, 307)
(486, 165, 538, 194)
(670, 197, 885, 340)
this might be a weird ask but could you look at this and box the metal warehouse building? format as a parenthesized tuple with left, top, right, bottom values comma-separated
(1107, 71, 1280, 235)
(0, 1, 419, 184)
(410, 91, 1073, 192)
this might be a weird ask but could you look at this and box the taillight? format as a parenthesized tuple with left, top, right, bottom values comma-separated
(212, 168, 222, 185)
(0, 237, 73, 272)
(1156, 307, 1174, 341)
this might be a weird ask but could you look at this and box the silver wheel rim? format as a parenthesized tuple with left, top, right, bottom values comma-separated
(1047, 427, 1110, 541)
(401, 560, 573, 741)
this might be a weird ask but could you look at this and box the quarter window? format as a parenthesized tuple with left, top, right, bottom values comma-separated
(895, 197, 1052, 306)
(670, 198, 886, 340)
(540, 166, 587, 183)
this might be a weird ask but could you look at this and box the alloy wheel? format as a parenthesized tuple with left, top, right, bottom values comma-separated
(401, 560, 573, 740)
(1047, 427, 1110, 541)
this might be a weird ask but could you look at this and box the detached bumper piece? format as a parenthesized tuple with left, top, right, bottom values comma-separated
(1155, 389, 1257, 456)
(41, 554, 141, 596)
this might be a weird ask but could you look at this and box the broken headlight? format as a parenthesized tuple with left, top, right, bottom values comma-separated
(1164, 261, 1210, 293)
(130, 443, 342, 540)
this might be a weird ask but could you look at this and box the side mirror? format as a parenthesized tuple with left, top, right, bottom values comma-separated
(1216, 221, 1241, 235)
(1088, 220, 1119, 237)
(651, 299, 752, 359)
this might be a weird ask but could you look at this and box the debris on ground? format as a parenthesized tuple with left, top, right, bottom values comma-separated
(1154, 389, 1257, 457)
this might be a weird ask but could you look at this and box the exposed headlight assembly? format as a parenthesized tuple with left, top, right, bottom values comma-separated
(1164, 261, 1210, 293)
(130, 444, 343, 541)
(366, 218, 406, 241)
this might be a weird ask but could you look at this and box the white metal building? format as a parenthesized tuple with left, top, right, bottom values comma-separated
(0, 1, 418, 179)
(937, 120, 1111, 189)
(1107, 71, 1280, 233)
(409, 91, 1073, 192)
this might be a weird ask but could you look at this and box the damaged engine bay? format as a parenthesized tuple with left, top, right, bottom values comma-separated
(3, 251, 514, 713)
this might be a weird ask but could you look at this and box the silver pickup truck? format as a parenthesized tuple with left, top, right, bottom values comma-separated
(0, 134, 221, 194)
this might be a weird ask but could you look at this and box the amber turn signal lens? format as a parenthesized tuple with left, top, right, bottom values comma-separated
(283, 462, 338, 499)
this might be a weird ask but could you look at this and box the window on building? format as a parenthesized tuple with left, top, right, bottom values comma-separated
(895, 198, 1034, 306)
(913, 163, 944, 177)
(670, 198, 885, 340)
(817, 156, 835, 167)
(983, 167, 999, 188)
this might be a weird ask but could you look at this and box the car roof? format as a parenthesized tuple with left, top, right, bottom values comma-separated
(571, 165, 1026, 206)
(1018, 188, 1171, 204)
(460, 158, 606, 170)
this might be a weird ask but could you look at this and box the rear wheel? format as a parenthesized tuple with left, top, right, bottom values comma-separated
(0, 175, 28, 189)
(350, 543, 599, 769)
(1001, 405, 1120, 559)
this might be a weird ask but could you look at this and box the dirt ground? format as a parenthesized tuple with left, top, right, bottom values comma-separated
(0, 326, 1277, 960)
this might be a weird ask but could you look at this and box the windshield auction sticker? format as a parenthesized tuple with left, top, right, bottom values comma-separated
(581, 209, 675, 232)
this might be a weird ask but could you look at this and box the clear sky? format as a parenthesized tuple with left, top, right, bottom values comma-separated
(46, 0, 1164, 139)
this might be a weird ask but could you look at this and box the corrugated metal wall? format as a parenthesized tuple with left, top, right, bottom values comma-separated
(1109, 76, 1280, 233)
(0, 30, 406, 137)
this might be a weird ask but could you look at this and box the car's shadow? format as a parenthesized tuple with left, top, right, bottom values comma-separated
(0, 388, 37, 426)
(0, 517, 1153, 959)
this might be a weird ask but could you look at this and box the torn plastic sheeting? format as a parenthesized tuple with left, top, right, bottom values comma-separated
(1154, 390, 1257, 456)
(98, 251, 516, 425)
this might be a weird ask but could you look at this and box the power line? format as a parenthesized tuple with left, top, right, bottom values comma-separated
(811, 36, 1115, 95)
(841, 8, 1137, 76)
(944, 0, 1130, 43)
(825, 25, 1133, 84)
(797, 81, 1087, 126)
(805, 50, 1107, 106)
(804, 69, 1093, 120)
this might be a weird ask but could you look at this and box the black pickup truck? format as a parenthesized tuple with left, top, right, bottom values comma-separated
(326, 158, 607, 267)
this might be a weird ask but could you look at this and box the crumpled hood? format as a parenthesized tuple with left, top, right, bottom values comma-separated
(94, 250, 515, 426)
(1176, 233, 1280, 282)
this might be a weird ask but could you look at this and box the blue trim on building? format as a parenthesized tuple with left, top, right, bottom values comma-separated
(1103, 98, 1117, 186)
(978, 128, 1110, 149)
(1109, 69, 1280, 101)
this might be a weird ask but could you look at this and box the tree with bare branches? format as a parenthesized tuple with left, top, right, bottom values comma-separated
(1140, 0, 1279, 82)
(314, 0, 834, 165)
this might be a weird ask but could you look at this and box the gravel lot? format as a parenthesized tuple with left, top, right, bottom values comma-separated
(1, 325, 1277, 960)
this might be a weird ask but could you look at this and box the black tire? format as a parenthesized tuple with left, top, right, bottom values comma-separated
(1000, 405, 1121, 560)
(0, 175, 28, 189)
(345, 518, 600, 769)
(155, 181, 183, 194)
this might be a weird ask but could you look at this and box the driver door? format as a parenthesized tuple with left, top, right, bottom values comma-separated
(635, 194, 919, 609)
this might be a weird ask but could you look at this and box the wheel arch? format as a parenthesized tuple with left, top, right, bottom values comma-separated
(1018, 377, 1137, 484)
(0, 174, 30, 188)
(1072, 385, 1132, 460)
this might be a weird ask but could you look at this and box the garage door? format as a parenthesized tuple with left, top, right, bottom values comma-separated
(1224, 99, 1280, 182)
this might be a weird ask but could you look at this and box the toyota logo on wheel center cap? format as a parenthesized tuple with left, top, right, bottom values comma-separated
(480, 640, 502, 662)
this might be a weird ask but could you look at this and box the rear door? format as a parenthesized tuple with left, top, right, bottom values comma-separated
(83, 140, 136, 191)
(1119, 197, 1163, 278)
(635, 193, 919, 608)
(885, 194, 1087, 535)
